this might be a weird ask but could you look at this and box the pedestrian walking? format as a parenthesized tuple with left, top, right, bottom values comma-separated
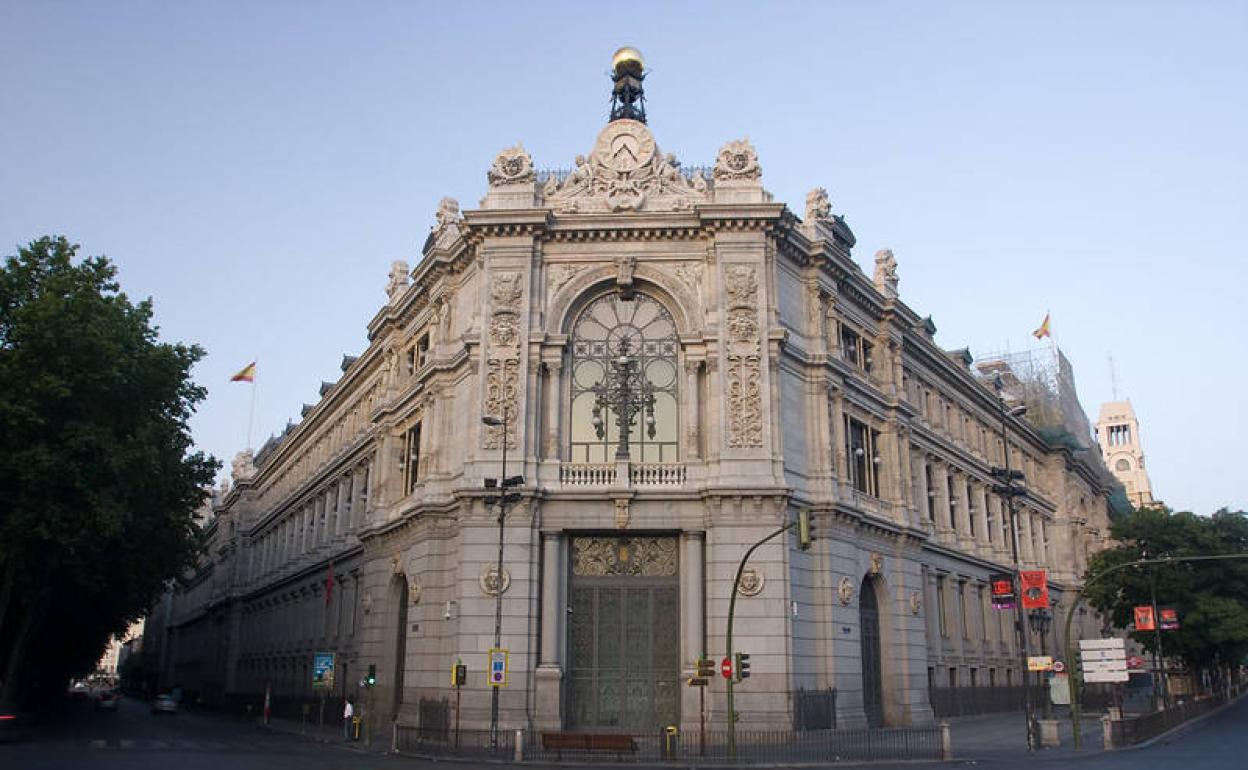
(343, 697, 355, 741)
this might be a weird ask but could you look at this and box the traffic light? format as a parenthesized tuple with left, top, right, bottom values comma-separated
(366, 664, 377, 687)
(798, 508, 813, 550)
(734, 652, 751, 682)
(696, 656, 716, 678)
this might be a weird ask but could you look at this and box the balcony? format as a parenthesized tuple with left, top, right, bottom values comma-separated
(559, 462, 686, 487)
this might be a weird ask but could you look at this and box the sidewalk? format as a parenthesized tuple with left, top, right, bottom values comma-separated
(946, 710, 1108, 761)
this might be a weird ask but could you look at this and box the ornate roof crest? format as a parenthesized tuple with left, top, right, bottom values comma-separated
(713, 138, 761, 182)
(487, 144, 535, 186)
(544, 119, 710, 213)
(805, 187, 832, 222)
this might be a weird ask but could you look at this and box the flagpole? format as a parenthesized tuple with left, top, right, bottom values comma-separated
(246, 365, 258, 450)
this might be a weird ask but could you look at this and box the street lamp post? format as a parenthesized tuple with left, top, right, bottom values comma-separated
(590, 336, 656, 461)
(1029, 608, 1053, 719)
(990, 374, 1036, 751)
(481, 409, 523, 752)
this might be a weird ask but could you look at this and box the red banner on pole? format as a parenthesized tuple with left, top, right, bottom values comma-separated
(1159, 607, 1180, 630)
(1020, 570, 1049, 609)
(1134, 605, 1156, 631)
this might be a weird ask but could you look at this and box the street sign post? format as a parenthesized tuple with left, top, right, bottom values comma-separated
(1078, 638, 1128, 683)
(488, 649, 508, 687)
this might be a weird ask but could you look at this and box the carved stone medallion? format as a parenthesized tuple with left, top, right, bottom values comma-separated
(479, 566, 511, 597)
(594, 119, 656, 173)
(838, 576, 855, 605)
(737, 566, 765, 596)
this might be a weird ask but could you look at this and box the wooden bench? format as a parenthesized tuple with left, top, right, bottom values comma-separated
(541, 732, 637, 757)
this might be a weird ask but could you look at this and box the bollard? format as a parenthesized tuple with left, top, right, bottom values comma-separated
(514, 729, 524, 762)
(940, 722, 952, 761)
(664, 725, 679, 760)
(1101, 715, 1114, 751)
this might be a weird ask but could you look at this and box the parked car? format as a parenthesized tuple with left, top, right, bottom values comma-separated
(151, 694, 178, 715)
(68, 681, 90, 701)
(95, 691, 119, 711)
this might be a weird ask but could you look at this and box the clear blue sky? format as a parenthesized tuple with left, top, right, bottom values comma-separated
(2, 1, 1244, 515)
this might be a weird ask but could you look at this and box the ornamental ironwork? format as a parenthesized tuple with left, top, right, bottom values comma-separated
(571, 536, 678, 577)
(570, 293, 679, 463)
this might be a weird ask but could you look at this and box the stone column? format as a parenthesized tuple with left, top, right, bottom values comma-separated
(535, 533, 565, 730)
(544, 359, 563, 460)
(932, 460, 953, 542)
(680, 532, 706, 732)
(897, 428, 914, 524)
(914, 452, 931, 527)
(684, 360, 702, 460)
(974, 483, 991, 554)
(955, 472, 973, 549)
(1016, 509, 1034, 565)
(830, 388, 847, 497)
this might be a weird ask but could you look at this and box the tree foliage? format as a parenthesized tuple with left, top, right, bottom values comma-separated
(1083, 506, 1248, 670)
(0, 236, 218, 706)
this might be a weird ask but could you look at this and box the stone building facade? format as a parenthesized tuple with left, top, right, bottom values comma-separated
(150, 64, 1114, 735)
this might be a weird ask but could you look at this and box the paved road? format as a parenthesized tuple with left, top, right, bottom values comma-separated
(3, 693, 1243, 769)
(0, 695, 400, 770)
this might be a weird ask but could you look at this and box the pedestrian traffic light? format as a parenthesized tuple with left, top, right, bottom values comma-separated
(366, 664, 377, 687)
(798, 508, 813, 550)
(734, 652, 751, 681)
(696, 656, 716, 678)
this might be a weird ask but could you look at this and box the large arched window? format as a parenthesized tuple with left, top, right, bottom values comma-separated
(569, 292, 679, 463)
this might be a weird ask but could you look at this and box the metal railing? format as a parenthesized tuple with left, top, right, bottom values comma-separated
(1112, 686, 1243, 747)
(929, 684, 1047, 718)
(394, 723, 942, 764)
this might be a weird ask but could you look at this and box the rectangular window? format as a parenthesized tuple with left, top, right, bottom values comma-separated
(402, 423, 422, 494)
(839, 325, 873, 374)
(925, 464, 935, 520)
(405, 347, 416, 376)
(949, 667, 958, 689)
(959, 580, 971, 639)
(970, 668, 978, 688)
(966, 480, 975, 537)
(416, 332, 431, 370)
(844, 416, 882, 496)
(989, 668, 997, 687)
(841, 326, 860, 367)
(936, 575, 948, 638)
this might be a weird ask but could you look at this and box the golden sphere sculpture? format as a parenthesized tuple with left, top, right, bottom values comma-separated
(611, 46, 645, 77)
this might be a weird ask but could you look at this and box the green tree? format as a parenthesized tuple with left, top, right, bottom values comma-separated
(1084, 507, 1248, 675)
(0, 236, 217, 706)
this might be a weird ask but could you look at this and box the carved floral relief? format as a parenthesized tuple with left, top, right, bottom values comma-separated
(723, 265, 763, 448)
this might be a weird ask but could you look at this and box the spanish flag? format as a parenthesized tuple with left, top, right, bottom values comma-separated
(230, 362, 257, 383)
(1032, 313, 1051, 340)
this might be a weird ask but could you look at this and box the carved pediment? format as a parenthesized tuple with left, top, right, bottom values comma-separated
(544, 119, 711, 213)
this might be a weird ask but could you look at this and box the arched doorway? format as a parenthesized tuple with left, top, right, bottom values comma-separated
(859, 576, 884, 727)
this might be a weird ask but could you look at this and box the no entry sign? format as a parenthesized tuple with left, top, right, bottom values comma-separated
(721, 656, 733, 679)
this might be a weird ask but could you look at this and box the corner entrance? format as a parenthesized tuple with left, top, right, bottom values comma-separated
(566, 536, 680, 732)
